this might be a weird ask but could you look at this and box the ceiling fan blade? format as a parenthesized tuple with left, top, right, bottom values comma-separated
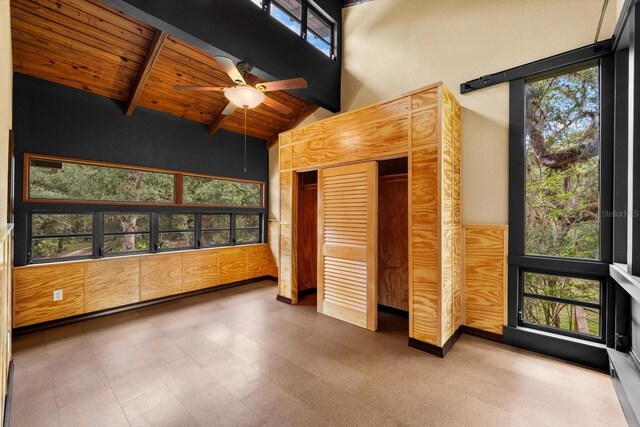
(255, 78, 308, 92)
(262, 95, 294, 115)
(173, 86, 227, 91)
(221, 102, 237, 116)
(214, 56, 246, 85)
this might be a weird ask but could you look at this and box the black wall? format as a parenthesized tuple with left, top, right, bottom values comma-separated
(104, 0, 342, 112)
(12, 73, 269, 266)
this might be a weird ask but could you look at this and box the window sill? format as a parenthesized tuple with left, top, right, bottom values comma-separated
(608, 348, 640, 426)
(610, 263, 640, 304)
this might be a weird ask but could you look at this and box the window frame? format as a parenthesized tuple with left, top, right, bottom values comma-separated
(508, 54, 615, 344)
(28, 211, 95, 263)
(200, 213, 232, 248)
(261, 0, 337, 60)
(24, 153, 265, 209)
(101, 212, 152, 257)
(156, 212, 197, 252)
(234, 213, 263, 245)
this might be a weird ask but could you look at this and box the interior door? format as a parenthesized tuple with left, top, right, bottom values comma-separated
(318, 162, 378, 331)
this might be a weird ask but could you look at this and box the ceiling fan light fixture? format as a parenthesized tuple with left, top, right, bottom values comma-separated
(224, 85, 265, 109)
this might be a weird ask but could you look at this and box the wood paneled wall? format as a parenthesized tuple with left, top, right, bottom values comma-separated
(296, 182, 317, 292)
(378, 174, 408, 311)
(0, 227, 12, 425)
(13, 243, 275, 328)
(278, 82, 463, 349)
(462, 225, 508, 335)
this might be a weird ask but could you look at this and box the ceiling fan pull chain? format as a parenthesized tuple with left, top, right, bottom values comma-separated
(244, 107, 247, 173)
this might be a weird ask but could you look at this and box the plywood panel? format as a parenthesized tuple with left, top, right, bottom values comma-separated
(411, 147, 439, 227)
(13, 263, 85, 327)
(378, 175, 408, 311)
(411, 227, 439, 344)
(218, 247, 247, 285)
(463, 225, 507, 335)
(85, 258, 139, 312)
(268, 220, 280, 277)
(183, 250, 217, 292)
(318, 162, 377, 331)
(412, 107, 439, 148)
(290, 97, 410, 170)
(140, 253, 183, 300)
(411, 87, 439, 109)
(297, 183, 317, 292)
(247, 245, 268, 278)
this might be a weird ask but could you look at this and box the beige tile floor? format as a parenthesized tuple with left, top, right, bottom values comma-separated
(10, 280, 627, 427)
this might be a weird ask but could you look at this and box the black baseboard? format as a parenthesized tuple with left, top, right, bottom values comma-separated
(503, 325, 608, 371)
(276, 295, 292, 304)
(298, 288, 317, 298)
(608, 348, 640, 427)
(3, 360, 13, 427)
(13, 276, 277, 336)
(378, 304, 409, 318)
(462, 325, 504, 343)
(408, 326, 463, 358)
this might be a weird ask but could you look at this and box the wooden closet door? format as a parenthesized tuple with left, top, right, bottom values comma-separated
(318, 162, 378, 331)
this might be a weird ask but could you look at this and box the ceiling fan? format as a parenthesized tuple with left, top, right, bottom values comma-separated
(173, 56, 307, 117)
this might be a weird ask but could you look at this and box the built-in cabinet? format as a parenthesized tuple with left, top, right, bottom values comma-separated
(13, 243, 275, 328)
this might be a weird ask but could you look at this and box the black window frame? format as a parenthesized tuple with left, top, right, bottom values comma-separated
(508, 52, 615, 344)
(200, 213, 232, 248)
(260, 0, 337, 60)
(233, 213, 263, 245)
(28, 211, 95, 263)
(101, 212, 152, 257)
(156, 212, 197, 252)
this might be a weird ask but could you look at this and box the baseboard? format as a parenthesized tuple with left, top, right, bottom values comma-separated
(503, 325, 608, 371)
(408, 326, 463, 358)
(298, 288, 317, 298)
(608, 348, 640, 427)
(378, 304, 409, 318)
(276, 295, 292, 304)
(13, 276, 277, 336)
(462, 325, 504, 343)
(3, 360, 13, 427)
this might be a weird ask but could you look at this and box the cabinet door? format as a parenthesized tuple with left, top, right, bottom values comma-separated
(318, 162, 378, 331)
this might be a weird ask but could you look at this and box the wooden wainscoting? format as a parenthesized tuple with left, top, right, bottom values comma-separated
(462, 225, 508, 335)
(13, 243, 275, 328)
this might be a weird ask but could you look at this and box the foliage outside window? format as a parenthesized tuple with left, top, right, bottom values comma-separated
(31, 213, 93, 260)
(29, 158, 174, 204)
(103, 214, 150, 254)
(201, 214, 231, 247)
(523, 272, 601, 337)
(158, 214, 195, 250)
(525, 65, 600, 260)
(235, 214, 261, 244)
(183, 175, 262, 208)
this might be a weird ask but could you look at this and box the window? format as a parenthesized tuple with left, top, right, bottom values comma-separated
(25, 154, 265, 208)
(306, 7, 332, 57)
(522, 272, 602, 338)
(183, 175, 262, 208)
(158, 214, 195, 250)
(509, 57, 612, 344)
(235, 214, 261, 244)
(28, 156, 174, 204)
(249, 0, 262, 7)
(525, 65, 600, 260)
(30, 213, 93, 261)
(270, 0, 302, 35)
(201, 214, 231, 247)
(103, 213, 150, 255)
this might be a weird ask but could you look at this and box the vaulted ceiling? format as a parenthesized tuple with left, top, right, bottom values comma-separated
(10, 0, 318, 144)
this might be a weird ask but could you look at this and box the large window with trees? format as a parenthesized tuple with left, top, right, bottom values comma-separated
(103, 213, 151, 255)
(30, 213, 93, 261)
(510, 57, 613, 343)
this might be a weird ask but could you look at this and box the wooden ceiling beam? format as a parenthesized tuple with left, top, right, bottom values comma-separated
(266, 103, 319, 149)
(125, 29, 168, 117)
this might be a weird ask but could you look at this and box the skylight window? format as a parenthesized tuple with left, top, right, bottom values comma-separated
(307, 7, 332, 57)
(270, 0, 302, 35)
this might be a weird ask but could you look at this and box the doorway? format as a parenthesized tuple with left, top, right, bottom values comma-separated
(296, 170, 318, 306)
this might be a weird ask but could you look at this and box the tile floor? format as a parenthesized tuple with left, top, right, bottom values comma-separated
(10, 280, 627, 426)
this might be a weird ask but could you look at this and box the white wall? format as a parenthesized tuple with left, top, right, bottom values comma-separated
(269, 0, 618, 224)
(0, 0, 12, 226)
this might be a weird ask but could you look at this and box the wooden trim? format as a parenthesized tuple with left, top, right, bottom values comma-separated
(13, 276, 275, 335)
(7, 130, 14, 222)
(462, 325, 503, 343)
(208, 112, 231, 137)
(276, 294, 292, 304)
(125, 30, 168, 117)
(23, 152, 265, 208)
(3, 360, 13, 427)
(462, 224, 508, 230)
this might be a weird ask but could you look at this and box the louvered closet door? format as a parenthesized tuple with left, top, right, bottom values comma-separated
(318, 162, 378, 331)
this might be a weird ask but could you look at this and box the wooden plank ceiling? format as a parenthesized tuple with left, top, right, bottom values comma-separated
(10, 0, 317, 143)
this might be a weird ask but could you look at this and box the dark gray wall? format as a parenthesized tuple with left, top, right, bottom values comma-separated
(12, 73, 269, 266)
(104, 0, 342, 112)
